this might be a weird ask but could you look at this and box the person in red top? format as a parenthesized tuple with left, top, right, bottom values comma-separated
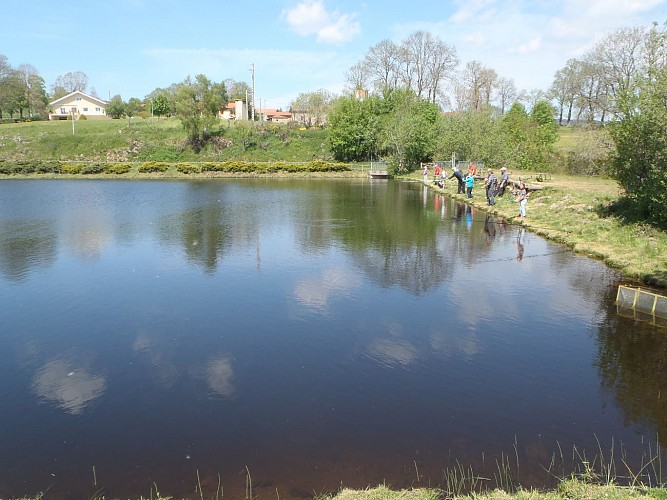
(467, 162, 477, 177)
(433, 163, 440, 182)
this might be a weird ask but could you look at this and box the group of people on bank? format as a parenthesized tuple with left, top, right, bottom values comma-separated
(422, 162, 528, 220)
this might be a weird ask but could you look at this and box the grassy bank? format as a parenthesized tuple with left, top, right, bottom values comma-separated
(0, 118, 331, 163)
(408, 170, 667, 289)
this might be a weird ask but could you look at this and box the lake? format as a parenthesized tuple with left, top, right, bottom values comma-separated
(0, 178, 665, 499)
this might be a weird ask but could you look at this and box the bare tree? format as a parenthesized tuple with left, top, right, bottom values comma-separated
(550, 59, 583, 125)
(344, 61, 369, 94)
(494, 76, 517, 114)
(290, 89, 336, 126)
(425, 37, 458, 104)
(51, 70, 88, 98)
(364, 39, 401, 93)
(459, 60, 498, 111)
(397, 31, 458, 102)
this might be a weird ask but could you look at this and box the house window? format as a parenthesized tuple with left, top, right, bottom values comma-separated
(76, 97, 82, 101)
(83, 107, 88, 112)
(60, 108, 66, 114)
(95, 107, 100, 112)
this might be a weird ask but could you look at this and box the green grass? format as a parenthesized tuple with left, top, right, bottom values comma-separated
(0, 118, 332, 163)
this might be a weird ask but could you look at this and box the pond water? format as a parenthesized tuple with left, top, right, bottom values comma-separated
(0, 178, 666, 499)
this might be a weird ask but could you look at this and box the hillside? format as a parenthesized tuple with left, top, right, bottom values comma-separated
(0, 118, 332, 163)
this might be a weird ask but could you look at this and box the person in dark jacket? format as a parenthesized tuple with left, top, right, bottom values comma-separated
(448, 166, 465, 194)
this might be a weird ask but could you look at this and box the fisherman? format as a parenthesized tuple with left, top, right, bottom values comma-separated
(449, 166, 465, 194)
(485, 169, 498, 206)
(497, 167, 509, 196)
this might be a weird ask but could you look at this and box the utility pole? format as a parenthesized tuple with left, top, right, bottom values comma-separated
(250, 63, 255, 121)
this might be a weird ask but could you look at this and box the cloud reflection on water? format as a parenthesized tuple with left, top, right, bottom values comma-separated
(293, 268, 361, 312)
(32, 359, 106, 415)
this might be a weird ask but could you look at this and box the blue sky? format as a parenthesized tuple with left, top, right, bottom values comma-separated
(2, 0, 666, 110)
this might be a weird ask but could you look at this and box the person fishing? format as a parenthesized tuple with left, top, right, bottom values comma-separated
(449, 166, 465, 194)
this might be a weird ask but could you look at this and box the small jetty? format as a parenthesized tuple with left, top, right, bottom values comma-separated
(369, 161, 390, 179)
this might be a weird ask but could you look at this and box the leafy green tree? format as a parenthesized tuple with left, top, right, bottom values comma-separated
(502, 102, 531, 169)
(124, 97, 143, 123)
(435, 109, 508, 166)
(106, 95, 126, 119)
(174, 74, 227, 152)
(0, 71, 26, 119)
(609, 64, 667, 226)
(380, 88, 440, 173)
(327, 94, 383, 162)
(151, 94, 170, 119)
(529, 99, 558, 168)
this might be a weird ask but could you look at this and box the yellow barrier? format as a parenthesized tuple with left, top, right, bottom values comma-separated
(616, 285, 667, 326)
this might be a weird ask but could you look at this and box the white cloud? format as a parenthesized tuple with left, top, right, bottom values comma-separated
(509, 35, 542, 54)
(282, 0, 360, 44)
(449, 0, 498, 23)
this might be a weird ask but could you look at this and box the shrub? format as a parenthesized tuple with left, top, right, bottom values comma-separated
(175, 163, 201, 174)
(60, 164, 83, 174)
(105, 164, 131, 175)
(138, 161, 169, 173)
(81, 163, 104, 174)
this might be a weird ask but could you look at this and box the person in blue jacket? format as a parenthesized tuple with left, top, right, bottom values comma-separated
(465, 172, 474, 198)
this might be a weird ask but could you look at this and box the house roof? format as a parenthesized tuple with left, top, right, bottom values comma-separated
(49, 91, 108, 107)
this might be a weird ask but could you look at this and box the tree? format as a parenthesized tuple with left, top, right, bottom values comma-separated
(609, 24, 667, 226)
(495, 77, 518, 115)
(151, 94, 170, 119)
(502, 102, 532, 169)
(435, 108, 508, 167)
(125, 97, 143, 122)
(379, 88, 440, 173)
(529, 100, 558, 168)
(0, 70, 26, 119)
(455, 60, 497, 111)
(550, 59, 582, 125)
(106, 95, 126, 119)
(290, 89, 335, 127)
(16, 64, 47, 118)
(174, 74, 227, 152)
(363, 39, 401, 93)
(327, 94, 383, 161)
(398, 31, 458, 103)
(344, 61, 369, 94)
(52, 71, 88, 97)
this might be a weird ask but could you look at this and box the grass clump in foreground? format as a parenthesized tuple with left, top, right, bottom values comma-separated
(315, 480, 667, 499)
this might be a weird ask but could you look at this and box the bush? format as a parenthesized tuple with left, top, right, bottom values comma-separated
(175, 163, 201, 174)
(60, 164, 83, 174)
(105, 164, 131, 175)
(138, 161, 169, 173)
(81, 163, 104, 174)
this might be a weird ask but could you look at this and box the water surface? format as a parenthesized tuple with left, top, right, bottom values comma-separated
(0, 179, 665, 499)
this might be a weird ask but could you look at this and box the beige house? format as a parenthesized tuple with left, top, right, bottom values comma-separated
(219, 99, 249, 120)
(49, 91, 108, 120)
